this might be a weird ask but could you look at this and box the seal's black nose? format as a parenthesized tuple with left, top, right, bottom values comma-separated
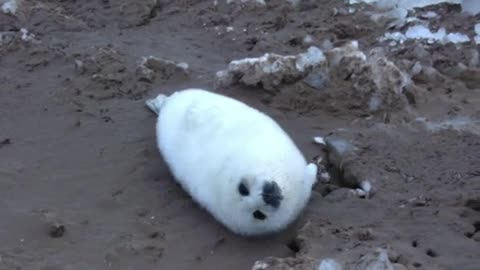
(262, 181, 283, 208)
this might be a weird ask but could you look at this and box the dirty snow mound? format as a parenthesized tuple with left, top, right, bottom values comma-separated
(215, 46, 326, 90)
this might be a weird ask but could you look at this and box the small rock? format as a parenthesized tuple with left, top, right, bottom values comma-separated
(303, 68, 329, 89)
(149, 231, 165, 239)
(74, 59, 85, 74)
(137, 64, 156, 82)
(320, 39, 333, 51)
(412, 262, 422, 268)
(425, 248, 437, 258)
(317, 258, 343, 270)
(473, 220, 480, 231)
(319, 172, 331, 183)
(412, 44, 431, 64)
(324, 40, 366, 67)
(49, 223, 66, 238)
(354, 248, 394, 270)
(410, 61, 422, 76)
(214, 70, 234, 89)
(324, 138, 356, 168)
(356, 228, 374, 241)
(355, 188, 368, 198)
(136, 56, 189, 82)
(472, 232, 480, 242)
(465, 48, 479, 67)
(411, 240, 418, 247)
(465, 198, 480, 211)
(41, 211, 66, 238)
(384, 165, 400, 173)
(0, 138, 12, 147)
(303, 35, 314, 45)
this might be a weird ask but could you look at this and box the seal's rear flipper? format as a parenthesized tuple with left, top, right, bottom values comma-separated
(145, 94, 168, 115)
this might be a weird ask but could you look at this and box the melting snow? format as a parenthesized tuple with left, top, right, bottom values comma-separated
(1, 0, 18, 14)
(382, 25, 470, 44)
(475, 23, 480, 44)
(348, 0, 461, 9)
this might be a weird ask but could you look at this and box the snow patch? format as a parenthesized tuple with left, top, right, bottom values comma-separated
(348, 0, 461, 9)
(416, 116, 480, 135)
(475, 23, 480, 44)
(381, 25, 470, 44)
(20, 28, 35, 42)
(215, 46, 326, 90)
(1, 0, 18, 14)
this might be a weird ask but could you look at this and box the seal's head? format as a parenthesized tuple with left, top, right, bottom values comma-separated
(217, 163, 318, 236)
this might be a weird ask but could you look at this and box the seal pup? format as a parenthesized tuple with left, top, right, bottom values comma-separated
(146, 88, 317, 236)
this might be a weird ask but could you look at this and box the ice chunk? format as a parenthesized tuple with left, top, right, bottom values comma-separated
(350, 0, 461, 9)
(382, 25, 470, 44)
(475, 24, 480, 44)
(296, 46, 326, 72)
(215, 47, 326, 90)
(1, 0, 18, 14)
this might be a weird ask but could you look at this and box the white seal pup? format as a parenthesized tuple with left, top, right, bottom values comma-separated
(146, 88, 317, 236)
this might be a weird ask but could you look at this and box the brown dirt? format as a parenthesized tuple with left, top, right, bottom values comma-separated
(0, 1, 479, 270)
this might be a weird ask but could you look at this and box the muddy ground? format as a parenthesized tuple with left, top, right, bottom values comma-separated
(0, 0, 479, 270)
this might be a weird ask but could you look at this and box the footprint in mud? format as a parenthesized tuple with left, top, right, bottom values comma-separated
(0, 138, 12, 148)
(465, 198, 480, 212)
(462, 198, 480, 240)
(425, 248, 438, 258)
(465, 221, 480, 241)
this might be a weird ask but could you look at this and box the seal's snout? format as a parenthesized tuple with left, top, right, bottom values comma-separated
(262, 181, 283, 208)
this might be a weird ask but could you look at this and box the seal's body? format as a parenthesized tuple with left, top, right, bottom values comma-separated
(146, 89, 317, 236)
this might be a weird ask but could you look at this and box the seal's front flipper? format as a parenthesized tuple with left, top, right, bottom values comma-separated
(145, 94, 168, 115)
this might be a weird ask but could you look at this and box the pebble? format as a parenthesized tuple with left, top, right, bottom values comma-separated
(354, 248, 394, 270)
(303, 69, 329, 90)
(48, 223, 66, 238)
(74, 59, 85, 73)
(356, 228, 374, 241)
(472, 232, 480, 242)
(465, 198, 480, 211)
(425, 248, 437, 257)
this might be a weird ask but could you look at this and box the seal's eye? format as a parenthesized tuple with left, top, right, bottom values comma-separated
(238, 182, 249, 196)
(253, 210, 267, 220)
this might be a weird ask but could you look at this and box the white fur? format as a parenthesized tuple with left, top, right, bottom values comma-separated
(146, 88, 317, 236)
